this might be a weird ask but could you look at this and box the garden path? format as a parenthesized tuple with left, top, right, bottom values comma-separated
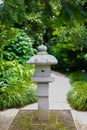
(0, 71, 87, 130)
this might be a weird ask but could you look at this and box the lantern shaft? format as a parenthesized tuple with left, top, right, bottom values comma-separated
(38, 83, 50, 121)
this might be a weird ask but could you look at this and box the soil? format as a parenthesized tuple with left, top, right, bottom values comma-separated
(9, 110, 77, 130)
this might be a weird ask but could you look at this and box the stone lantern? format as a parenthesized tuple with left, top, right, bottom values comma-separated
(27, 44, 57, 121)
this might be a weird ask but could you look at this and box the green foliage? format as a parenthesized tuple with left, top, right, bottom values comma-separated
(0, 60, 34, 81)
(69, 71, 87, 83)
(58, 1, 87, 26)
(0, 0, 87, 49)
(52, 25, 87, 71)
(0, 60, 37, 110)
(0, 27, 35, 63)
(67, 81, 87, 111)
(0, 83, 37, 110)
(0, 0, 27, 24)
(0, 0, 87, 26)
(67, 71, 87, 111)
(0, 24, 37, 110)
(84, 53, 87, 60)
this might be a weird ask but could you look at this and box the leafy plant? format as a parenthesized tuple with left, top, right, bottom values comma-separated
(67, 81, 87, 111)
(0, 0, 87, 26)
(0, 60, 34, 80)
(0, 82, 37, 110)
(52, 25, 87, 71)
(0, 24, 37, 110)
(0, 27, 36, 63)
(0, 0, 87, 51)
(0, 60, 37, 110)
(67, 71, 87, 111)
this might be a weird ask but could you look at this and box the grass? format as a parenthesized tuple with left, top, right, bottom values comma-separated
(0, 83, 37, 110)
(9, 110, 76, 130)
(11, 113, 68, 130)
(67, 81, 87, 111)
(0, 60, 37, 110)
(67, 71, 87, 111)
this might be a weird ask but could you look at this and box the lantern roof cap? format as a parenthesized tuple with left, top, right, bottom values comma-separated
(27, 44, 58, 65)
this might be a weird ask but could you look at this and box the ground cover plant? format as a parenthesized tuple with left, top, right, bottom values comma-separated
(0, 27, 37, 110)
(0, 60, 37, 110)
(67, 71, 87, 111)
(0, 27, 36, 63)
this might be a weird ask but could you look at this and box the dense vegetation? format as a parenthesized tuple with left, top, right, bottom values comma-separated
(67, 71, 87, 111)
(0, 61, 37, 110)
(52, 25, 87, 71)
(0, 27, 37, 110)
(0, 0, 87, 110)
(0, 0, 87, 71)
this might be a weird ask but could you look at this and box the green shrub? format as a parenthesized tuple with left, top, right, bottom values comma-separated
(67, 81, 87, 111)
(0, 27, 36, 63)
(0, 60, 34, 81)
(0, 26, 37, 110)
(51, 25, 87, 71)
(0, 60, 37, 110)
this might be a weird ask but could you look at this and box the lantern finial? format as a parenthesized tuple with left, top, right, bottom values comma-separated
(38, 44, 47, 55)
